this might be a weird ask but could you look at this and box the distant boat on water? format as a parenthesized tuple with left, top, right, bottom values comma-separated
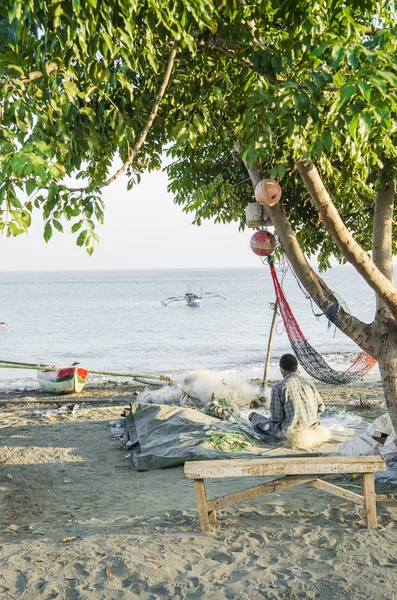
(161, 285, 227, 308)
(37, 365, 89, 394)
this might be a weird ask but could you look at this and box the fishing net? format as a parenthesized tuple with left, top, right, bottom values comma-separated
(269, 261, 376, 384)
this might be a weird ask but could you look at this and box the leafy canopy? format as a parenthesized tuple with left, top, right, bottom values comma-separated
(1, 0, 396, 265)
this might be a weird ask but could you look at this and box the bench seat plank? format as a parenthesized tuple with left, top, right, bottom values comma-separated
(184, 456, 385, 479)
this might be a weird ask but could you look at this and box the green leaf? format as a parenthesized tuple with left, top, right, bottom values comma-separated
(44, 222, 52, 243)
(374, 103, 391, 126)
(339, 85, 357, 106)
(322, 129, 333, 152)
(53, 219, 63, 232)
(358, 81, 371, 102)
(312, 137, 322, 159)
(368, 75, 387, 95)
(330, 45, 345, 69)
(71, 220, 83, 233)
(25, 179, 36, 197)
(85, 235, 95, 255)
(347, 46, 359, 69)
(348, 113, 359, 137)
(358, 114, 372, 139)
(8, 196, 22, 209)
(377, 70, 397, 88)
(7, 222, 25, 237)
(76, 230, 88, 246)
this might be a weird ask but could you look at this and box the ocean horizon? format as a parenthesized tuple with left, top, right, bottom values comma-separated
(0, 265, 382, 390)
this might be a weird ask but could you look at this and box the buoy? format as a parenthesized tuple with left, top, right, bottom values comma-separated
(250, 230, 277, 256)
(254, 179, 282, 207)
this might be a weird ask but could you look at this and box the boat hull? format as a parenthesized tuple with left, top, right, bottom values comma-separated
(185, 294, 201, 307)
(37, 367, 88, 394)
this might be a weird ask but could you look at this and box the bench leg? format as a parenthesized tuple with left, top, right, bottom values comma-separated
(362, 473, 377, 528)
(194, 479, 211, 532)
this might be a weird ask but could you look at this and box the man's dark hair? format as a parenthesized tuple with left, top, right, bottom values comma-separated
(279, 354, 298, 372)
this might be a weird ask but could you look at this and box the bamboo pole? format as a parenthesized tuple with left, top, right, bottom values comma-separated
(0, 361, 171, 381)
(88, 369, 170, 381)
(0, 363, 56, 371)
(0, 359, 55, 368)
(260, 301, 278, 393)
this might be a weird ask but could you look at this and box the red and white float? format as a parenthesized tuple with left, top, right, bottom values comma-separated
(250, 230, 277, 257)
(254, 179, 282, 207)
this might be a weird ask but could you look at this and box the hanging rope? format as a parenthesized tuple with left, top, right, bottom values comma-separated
(268, 257, 376, 384)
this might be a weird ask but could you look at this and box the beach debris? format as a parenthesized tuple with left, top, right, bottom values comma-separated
(202, 397, 240, 421)
(37, 404, 87, 419)
(7, 524, 18, 531)
(340, 412, 396, 460)
(60, 536, 77, 543)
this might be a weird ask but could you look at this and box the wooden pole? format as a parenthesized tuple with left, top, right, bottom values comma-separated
(260, 301, 278, 393)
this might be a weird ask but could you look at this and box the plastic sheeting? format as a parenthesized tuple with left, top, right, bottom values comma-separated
(122, 403, 310, 471)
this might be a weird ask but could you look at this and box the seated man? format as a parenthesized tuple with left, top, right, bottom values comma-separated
(249, 353, 325, 441)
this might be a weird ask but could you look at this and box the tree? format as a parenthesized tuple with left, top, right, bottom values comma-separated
(2, 0, 397, 425)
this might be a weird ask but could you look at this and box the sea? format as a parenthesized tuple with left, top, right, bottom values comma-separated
(0, 264, 380, 391)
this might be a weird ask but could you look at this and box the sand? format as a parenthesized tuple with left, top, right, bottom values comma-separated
(1, 379, 397, 600)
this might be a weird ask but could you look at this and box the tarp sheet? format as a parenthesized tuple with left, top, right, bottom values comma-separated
(123, 403, 326, 470)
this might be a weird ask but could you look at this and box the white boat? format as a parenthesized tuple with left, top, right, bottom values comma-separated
(161, 285, 226, 308)
(184, 292, 202, 307)
(37, 365, 89, 394)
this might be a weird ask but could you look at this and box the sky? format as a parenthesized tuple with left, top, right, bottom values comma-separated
(0, 165, 263, 271)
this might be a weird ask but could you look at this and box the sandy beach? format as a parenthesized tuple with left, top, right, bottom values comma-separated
(1, 379, 397, 600)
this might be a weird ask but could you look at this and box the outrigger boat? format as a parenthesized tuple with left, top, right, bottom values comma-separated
(161, 285, 227, 308)
(0, 358, 172, 395)
(37, 365, 89, 394)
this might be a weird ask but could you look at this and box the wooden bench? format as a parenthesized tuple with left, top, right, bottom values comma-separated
(184, 456, 386, 531)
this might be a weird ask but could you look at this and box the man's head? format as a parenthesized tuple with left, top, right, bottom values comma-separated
(279, 354, 298, 376)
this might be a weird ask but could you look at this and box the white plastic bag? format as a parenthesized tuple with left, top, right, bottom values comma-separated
(366, 413, 394, 437)
(340, 431, 380, 456)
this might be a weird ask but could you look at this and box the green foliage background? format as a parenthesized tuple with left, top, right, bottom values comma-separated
(1, 0, 396, 266)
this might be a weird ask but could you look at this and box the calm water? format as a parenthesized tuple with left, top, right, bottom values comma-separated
(0, 265, 379, 389)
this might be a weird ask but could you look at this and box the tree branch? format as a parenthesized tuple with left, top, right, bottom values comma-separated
(372, 163, 395, 282)
(67, 40, 178, 193)
(296, 158, 397, 321)
(239, 152, 377, 355)
(199, 39, 270, 77)
(4, 62, 58, 88)
(372, 162, 395, 316)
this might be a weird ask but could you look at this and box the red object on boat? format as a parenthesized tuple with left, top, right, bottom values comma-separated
(37, 366, 89, 394)
(250, 230, 277, 256)
(254, 179, 282, 206)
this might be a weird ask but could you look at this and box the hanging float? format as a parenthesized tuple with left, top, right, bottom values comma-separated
(250, 229, 277, 257)
(254, 179, 282, 207)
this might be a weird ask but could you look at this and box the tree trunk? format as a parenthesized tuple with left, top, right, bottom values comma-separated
(372, 168, 395, 314)
(378, 345, 397, 427)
